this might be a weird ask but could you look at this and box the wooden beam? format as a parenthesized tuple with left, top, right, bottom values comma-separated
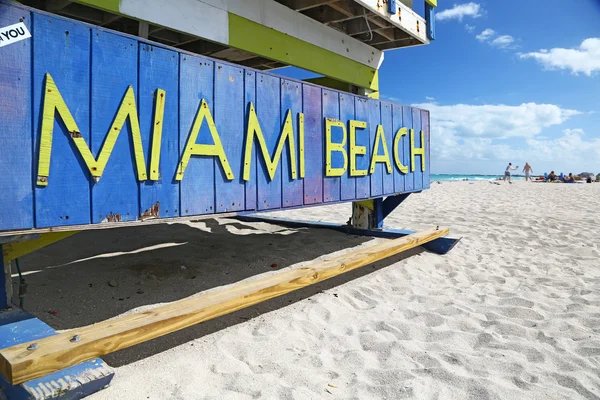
(279, 0, 339, 11)
(45, 0, 72, 12)
(0, 227, 449, 384)
(328, 1, 395, 41)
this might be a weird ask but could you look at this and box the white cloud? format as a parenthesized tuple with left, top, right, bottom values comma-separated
(436, 3, 482, 22)
(491, 35, 516, 49)
(425, 96, 435, 101)
(519, 38, 600, 76)
(476, 28, 495, 42)
(465, 24, 476, 33)
(412, 102, 595, 174)
(412, 102, 580, 140)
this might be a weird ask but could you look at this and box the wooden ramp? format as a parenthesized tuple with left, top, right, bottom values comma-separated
(0, 227, 449, 385)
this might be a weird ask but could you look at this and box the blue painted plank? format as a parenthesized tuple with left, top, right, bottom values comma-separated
(0, 308, 113, 399)
(354, 98, 370, 199)
(392, 104, 405, 194)
(179, 55, 215, 216)
(339, 93, 355, 201)
(368, 99, 383, 197)
(0, 8, 33, 231)
(215, 62, 245, 213)
(256, 73, 281, 210)
(139, 44, 179, 219)
(422, 109, 431, 189)
(323, 89, 340, 203)
(381, 102, 395, 195)
(281, 79, 303, 207)
(302, 84, 323, 205)
(402, 106, 414, 192)
(412, 108, 423, 191)
(32, 14, 90, 228)
(91, 30, 139, 223)
(244, 70, 257, 210)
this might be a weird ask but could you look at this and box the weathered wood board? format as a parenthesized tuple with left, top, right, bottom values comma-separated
(0, 2, 430, 234)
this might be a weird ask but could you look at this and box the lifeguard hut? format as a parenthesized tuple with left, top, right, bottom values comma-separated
(0, 0, 455, 398)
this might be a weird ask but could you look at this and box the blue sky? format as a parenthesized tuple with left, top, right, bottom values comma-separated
(281, 0, 600, 175)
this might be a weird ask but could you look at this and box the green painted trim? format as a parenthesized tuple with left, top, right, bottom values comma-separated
(229, 14, 378, 90)
(72, 0, 121, 14)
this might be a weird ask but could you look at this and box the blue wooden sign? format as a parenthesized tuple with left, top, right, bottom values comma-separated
(0, 3, 430, 233)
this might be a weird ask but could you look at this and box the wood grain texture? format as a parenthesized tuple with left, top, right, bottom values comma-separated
(179, 55, 215, 216)
(33, 14, 91, 227)
(302, 84, 323, 205)
(392, 104, 406, 194)
(402, 106, 414, 193)
(422, 109, 431, 189)
(0, 8, 33, 231)
(281, 79, 303, 207)
(256, 73, 282, 210)
(339, 93, 356, 201)
(412, 108, 423, 191)
(215, 62, 245, 213)
(139, 44, 180, 219)
(323, 90, 341, 203)
(381, 102, 395, 195)
(0, 227, 449, 384)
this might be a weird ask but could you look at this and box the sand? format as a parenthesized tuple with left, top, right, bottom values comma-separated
(16, 181, 600, 399)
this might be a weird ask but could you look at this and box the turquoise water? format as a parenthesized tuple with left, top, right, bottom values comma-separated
(430, 174, 526, 182)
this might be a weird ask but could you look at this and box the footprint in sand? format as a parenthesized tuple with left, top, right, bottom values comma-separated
(342, 288, 379, 310)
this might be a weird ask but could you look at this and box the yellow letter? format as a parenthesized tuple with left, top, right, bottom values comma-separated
(410, 129, 426, 172)
(393, 127, 409, 174)
(325, 118, 347, 177)
(37, 73, 147, 185)
(149, 89, 166, 181)
(349, 120, 368, 177)
(243, 103, 297, 181)
(369, 125, 392, 174)
(299, 113, 305, 179)
(176, 99, 234, 181)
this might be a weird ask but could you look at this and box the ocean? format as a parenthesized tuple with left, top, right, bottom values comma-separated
(430, 174, 526, 182)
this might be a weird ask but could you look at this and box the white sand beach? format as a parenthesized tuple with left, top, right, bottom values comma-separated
(18, 181, 600, 399)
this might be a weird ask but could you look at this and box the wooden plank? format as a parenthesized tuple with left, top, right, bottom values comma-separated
(256, 73, 282, 210)
(302, 84, 323, 205)
(339, 93, 355, 201)
(412, 108, 423, 191)
(381, 102, 395, 195)
(354, 97, 370, 199)
(422, 109, 431, 189)
(392, 104, 405, 193)
(0, 8, 33, 231)
(281, 79, 303, 207)
(91, 30, 139, 223)
(0, 227, 449, 385)
(215, 62, 245, 213)
(368, 99, 383, 197)
(244, 70, 257, 210)
(323, 89, 341, 203)
(179, 55, 215, 216)
(402, 106, 414, 192)
(33, 14, 91, 228)
(139, 43, 180, 219)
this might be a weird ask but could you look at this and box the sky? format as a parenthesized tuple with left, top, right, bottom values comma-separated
(280, 0, 600, 175)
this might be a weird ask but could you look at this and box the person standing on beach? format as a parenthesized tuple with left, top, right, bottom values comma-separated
(523, 162, 533, 181)
(504, 163, 518, 183)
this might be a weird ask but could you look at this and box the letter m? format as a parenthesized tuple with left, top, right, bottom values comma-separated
(36, 73, 147, 186)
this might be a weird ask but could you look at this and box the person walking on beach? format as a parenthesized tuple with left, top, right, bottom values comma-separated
(504, 163, 518, 183)
(523, 162, 533, 181)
